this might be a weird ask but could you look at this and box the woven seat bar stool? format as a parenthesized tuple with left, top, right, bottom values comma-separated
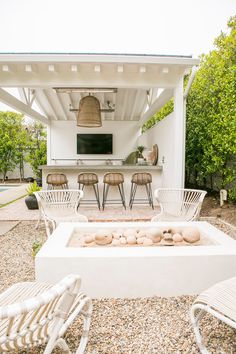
(102, 172, 126, 209)
(46, 173, 68, 190)
(129, 172, 154, 209)
(78, 173, 100, 209)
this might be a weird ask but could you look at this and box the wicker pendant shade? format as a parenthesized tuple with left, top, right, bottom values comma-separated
(77, 95, 102, 127)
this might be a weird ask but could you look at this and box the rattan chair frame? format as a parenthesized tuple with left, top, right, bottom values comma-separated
(151, 188, 207, 221)
(34, 190, 88, 237)
(190, 277, 236, 353)
(0, 274, 92, 354)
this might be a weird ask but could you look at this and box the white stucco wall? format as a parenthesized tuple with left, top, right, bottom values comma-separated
(49, 121, 140, 162)
(138, 113, 175, 187)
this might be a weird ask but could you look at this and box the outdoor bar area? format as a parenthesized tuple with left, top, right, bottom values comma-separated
(0, 53, 199, 202)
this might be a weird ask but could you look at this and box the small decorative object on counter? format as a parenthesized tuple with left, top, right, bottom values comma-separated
(147, 144, 158, 165)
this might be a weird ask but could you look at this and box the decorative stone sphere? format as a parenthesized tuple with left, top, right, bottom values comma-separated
(137, 237, 144, 244)
(146, 228, 163, 243)
(160, 239, 174, 246)
(182, 227, 200, 243)
(163, 232, 173, 241)
(137, 230, 148, 238)
(142, 237, 153, 246)
(95, 230, 112, 245)
(112, 232, 122, 239)
(111, 239, 121, 246)
(172, 233, 183, 243)
(120, 237, 127, 245)
(127, 235, 137, 245)
(84, 235, 94, 244)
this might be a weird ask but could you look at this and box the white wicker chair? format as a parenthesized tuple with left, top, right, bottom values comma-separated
(191, 277, 236, 353)
(151, 188, 207, 222)
(34, 190, 88, 237)
(0, 274, 92, 354)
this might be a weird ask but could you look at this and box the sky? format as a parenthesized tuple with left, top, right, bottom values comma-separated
(0, 0, 235, 57)
(0, 0, 235, 112)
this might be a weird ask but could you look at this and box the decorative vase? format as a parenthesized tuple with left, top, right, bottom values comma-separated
(25, 195, 39, 210)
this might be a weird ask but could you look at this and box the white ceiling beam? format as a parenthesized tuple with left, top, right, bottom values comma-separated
(56, 93, 68, 120)
(150, 88, 159, 104)
(0, 87, 48, 125)
(70, 64, 78, 72)
(117, 65, 124, 73)
(94, 65, 101, 72)
(48, 64, 55, 72)
(67, 93, 77, 119)
(37, 89, 58, 120)
(138, 89, 174, 126)
(120, 91, 129, 121)
(130, 91, 141, 121)
(139, 66, 146, 73)
(111, 92, 116, 121)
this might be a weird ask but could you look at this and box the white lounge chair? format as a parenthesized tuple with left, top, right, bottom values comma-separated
(0, 274, 92, 354)
(151, 188, 207, 221)
(191, 276, 236, 353)
(34, 190, 88, 237)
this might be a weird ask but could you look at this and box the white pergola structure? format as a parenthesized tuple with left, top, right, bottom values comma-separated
(0, 53, 199, 188)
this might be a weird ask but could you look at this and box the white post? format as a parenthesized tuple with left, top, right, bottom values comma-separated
(47, 122, 52, 165)
(173, 76, 185, 188)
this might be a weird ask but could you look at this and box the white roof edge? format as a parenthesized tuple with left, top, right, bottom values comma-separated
(0, 53, 200, 66)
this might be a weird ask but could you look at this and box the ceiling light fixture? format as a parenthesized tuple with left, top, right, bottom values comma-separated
(54, 87, 117, 93)
(77, 95, 102, 127)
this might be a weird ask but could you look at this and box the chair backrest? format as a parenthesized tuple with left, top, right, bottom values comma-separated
(155, 188, 207, 221)
(0, 274, 81, 352)
(46, 173, 68, 186)
(34, 189, 84, 218)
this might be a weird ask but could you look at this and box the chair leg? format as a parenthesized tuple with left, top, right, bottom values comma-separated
(148, 183, 154, 209)
(190, 306, 209, 354)
(129, 182, 134, 208)
(118, 183, 126, 209)
(130, 183, 137, 209)
(102, 184, 109, 210)
(93, 183, 100, 210)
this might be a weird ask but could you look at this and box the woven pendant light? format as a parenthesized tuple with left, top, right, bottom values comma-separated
(77, 95, 102, 127)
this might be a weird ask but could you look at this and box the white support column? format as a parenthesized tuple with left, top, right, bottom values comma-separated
(47, 122, 52, 165)
(173, 76, 185, 188)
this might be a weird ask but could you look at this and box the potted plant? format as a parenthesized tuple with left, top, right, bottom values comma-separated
(25, 181, 41, 210)
(136, 145, 145, 163)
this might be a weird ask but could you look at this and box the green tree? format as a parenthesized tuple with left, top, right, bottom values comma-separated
(26, 122, 47, 178)
(186, 16, 236, 190)
(0, 112, 28, 181)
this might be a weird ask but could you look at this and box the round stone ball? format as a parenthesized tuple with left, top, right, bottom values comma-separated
(95, 230, 112, 245)
(146, 228, 163, 243)
(142, 237, 153, 246)
(127, 235, 137, 245)
(111, 239, 121, 246)
(182, 227, 200, 243)
(172, 233, 183, 243)
(84, 235, 94, 244)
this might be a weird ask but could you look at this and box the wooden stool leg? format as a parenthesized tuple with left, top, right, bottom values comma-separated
(118, 183, 126, 209)
(129, 182, 135, 208)
(130, 183, 137, 209)
(102, 183, 109, 210)
(148, 183, 154, 209)
(93, 183, 101, 210)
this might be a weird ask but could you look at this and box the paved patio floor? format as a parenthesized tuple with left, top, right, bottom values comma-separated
(0, 197, 159, 221)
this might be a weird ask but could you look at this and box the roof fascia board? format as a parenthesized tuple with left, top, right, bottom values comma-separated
(0, 54, 200, 66)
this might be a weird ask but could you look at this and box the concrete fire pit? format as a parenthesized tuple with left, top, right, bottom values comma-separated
(35, 221, 236, 298)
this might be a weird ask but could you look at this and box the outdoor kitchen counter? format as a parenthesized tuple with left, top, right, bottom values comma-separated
(40, 164, 163, 205)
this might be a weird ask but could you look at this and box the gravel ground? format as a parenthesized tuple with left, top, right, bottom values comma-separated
(0, 221, 236, 353)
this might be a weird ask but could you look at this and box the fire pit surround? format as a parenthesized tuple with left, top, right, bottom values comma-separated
(36, 221, 236, 298)
(68, 225, 212, 247)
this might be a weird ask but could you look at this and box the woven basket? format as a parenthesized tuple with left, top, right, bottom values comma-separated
(77, 96, 102, 127)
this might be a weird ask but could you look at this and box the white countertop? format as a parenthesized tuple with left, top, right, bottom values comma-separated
(40, 164, 163, 170)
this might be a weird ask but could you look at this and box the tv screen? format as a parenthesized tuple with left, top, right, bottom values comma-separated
(77, 134, 113, 154)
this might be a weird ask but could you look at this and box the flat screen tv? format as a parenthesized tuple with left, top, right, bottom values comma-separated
(77, 134, 113, 154)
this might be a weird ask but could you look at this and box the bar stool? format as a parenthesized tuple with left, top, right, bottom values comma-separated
(46, 173, 68, 189)
(129, 172, 154, 209)
(102, 172, 126, 209)
(77, 173, 100, 209)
